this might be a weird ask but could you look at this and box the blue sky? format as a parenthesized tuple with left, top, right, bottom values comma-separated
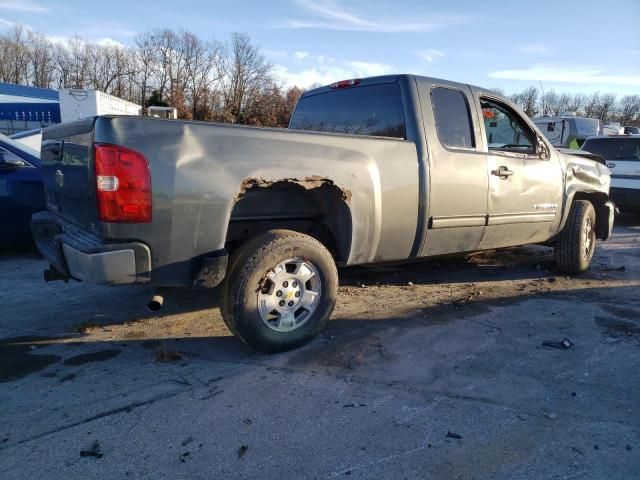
(1, 0, 639, 94)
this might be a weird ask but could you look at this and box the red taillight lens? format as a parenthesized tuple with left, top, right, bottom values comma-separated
(330, 78, 361, 89)
(94, 144, 152, 223)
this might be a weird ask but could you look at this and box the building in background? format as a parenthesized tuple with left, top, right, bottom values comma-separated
(0, 83, 60, 135)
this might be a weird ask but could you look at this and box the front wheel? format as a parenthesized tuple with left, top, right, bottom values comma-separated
(220, 230, 338, 353)
(554, 200, 596, 274)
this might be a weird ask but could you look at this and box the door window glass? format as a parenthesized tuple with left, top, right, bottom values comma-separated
(481, 98, 535, 153)
(431, 87, 475, 149)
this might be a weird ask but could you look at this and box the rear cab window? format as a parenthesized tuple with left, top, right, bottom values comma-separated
(289, 83, 406, 139)
(582, 138, 640, 160)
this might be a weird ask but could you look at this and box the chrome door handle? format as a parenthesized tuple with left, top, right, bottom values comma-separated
(491, 166, 514, 178)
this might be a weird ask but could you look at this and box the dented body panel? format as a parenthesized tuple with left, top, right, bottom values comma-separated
(33, 74, 612, 288)
(90, 115, 419, 284)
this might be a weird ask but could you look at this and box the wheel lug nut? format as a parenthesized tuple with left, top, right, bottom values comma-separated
(295, 291, 301, 297)
(288, 301, 294, 307)
(276, 291, 283, 297)
(283, 281, 288, 288)
(292, 281, 298, 288)
(279, 300, 285, 307)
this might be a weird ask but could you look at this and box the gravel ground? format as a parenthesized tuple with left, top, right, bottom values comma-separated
(0, 216, 639, 479)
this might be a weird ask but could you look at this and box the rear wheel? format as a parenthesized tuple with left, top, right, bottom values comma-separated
(220, 230, 338, 353)
(554, 200, 596, 274)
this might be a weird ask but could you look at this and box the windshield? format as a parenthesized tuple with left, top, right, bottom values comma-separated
(289, 83, 406, 139)
(0, 133, 40, 166)
(582, 138, 640, 160)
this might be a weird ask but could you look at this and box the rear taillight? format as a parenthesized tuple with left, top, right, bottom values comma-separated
(330, 78, 361, 89)
(94, 143, 151, 223)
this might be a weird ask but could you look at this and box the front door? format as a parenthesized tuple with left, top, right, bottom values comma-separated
(475, 96, 563, 249)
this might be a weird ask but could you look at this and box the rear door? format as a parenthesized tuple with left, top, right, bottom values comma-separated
(41, 118, 97, 228)
(474, 94, 563, 249)
(416, 79, 488, 256)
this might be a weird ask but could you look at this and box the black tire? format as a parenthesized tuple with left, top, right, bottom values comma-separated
(554, 200, 597, 274)
(220, 230, 338, 353)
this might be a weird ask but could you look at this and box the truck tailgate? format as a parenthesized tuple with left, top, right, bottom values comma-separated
(41, 118, 97, 229)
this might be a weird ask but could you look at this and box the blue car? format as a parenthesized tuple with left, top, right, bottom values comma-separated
(0, 134, 44, 246)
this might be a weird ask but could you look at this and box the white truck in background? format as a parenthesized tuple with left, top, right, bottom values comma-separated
(58, 89, 142, 123)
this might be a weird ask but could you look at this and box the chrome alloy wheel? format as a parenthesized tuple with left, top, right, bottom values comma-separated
(583, 216, 594, 259)
(257, 258, 322, 332)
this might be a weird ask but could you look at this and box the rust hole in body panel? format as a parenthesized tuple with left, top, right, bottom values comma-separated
(237, 176, 352, 203)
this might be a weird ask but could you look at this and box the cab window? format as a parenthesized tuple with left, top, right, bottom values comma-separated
(481, 98, 535, 154)
(431, 87, 475, 149)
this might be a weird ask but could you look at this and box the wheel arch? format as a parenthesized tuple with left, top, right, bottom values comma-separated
(225, 178, 353, 263)
(560, 191, 611, 240)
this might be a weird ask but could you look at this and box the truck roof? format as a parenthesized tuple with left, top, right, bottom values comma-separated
(301, 74, 489, 98)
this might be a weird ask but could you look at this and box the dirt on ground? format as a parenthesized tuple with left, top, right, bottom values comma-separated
(0, 216, 639, 479)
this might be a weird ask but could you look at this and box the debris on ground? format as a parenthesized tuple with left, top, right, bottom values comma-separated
(59, 373, 76, 383)
(446, 431, 462, 440)
(542, 338, 573, 349)
(237, 445, 248, 458)
(179, 452, 190, 463)
(343, 403, 367, 408)
(600, 265, 626, 272)
(181, 436, 194, 447)
(545, 412, 558, 420)
(571, 446, 584, 455)
(154, 348, 188, 363)
(71, 320, 99, 333)
(80, 440, 103, 458)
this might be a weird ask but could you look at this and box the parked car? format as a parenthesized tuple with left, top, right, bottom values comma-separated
(0, 133, 44, 245)
(581, 135, 640, 213)
(10, 128, 43, 151)
(623, 126, 640, 135)
(32, 74, 613, 352)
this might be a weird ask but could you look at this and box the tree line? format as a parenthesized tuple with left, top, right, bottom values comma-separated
(1, 23, 638, 127)
(0, 25, 303, 128)
(495, 86, 640, 126)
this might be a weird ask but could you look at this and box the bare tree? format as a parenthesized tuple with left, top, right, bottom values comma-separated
(584, 92, 600, 118)
(510, 86, 538, 117)
(597, 93, 617, 122)
(27, 31, 54, 88)
(221, 33, 272, 123)
(618, 95, 640, 125)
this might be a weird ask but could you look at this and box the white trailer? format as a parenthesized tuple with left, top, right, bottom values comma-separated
(58, 89, 142, 123)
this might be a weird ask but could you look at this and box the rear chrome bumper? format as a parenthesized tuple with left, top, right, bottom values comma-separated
(31, 211, 151, 285)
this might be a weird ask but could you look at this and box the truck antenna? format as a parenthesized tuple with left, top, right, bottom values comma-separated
(539, 80, 546, 115)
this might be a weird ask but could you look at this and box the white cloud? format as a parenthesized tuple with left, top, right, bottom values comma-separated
(273, 53, 394, 88)
(416, 49, 445, 64)
(488, 64, 640, 87)
(287, 0, 471, 33)
(96, 37, 124, 48)
(520, 44, 550, 55)
(0, 0, 49, 13)
(263, 49, 289, 60)
(294, 51, 310, 60)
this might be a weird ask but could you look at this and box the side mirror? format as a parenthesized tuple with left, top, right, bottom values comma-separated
(0, 150, 27, 169)
(536, 137, 550, 159)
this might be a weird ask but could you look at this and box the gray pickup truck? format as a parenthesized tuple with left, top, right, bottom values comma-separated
(32, 74, 614, 352)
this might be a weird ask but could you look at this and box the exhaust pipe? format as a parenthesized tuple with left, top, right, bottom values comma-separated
(147, 288, 167, 312)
